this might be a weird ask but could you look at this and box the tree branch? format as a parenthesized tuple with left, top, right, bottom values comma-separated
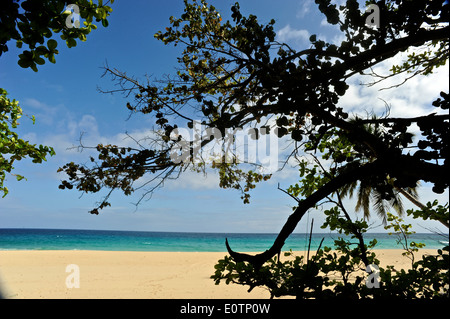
(355, 113, 449, 125)
(226, 159, 386, 267)
(226, 154, 448, 267)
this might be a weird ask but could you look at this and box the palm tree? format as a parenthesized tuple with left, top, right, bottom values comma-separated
(339, 176, 420, 224)
(338, 116, 421, 224)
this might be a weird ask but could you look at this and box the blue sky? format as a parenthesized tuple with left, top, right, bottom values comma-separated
(0, 0, 448, 235)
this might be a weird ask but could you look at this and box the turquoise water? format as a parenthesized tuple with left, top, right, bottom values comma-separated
(0, 228, 447, 252)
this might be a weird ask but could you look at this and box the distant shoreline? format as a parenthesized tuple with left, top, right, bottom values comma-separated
(0, 227, 446, 234)
(0, 246, 444, 252)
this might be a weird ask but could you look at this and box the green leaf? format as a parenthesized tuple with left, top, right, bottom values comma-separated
(48, 54, 56, 64)
(34, 56, 45, 65)
(47, 39, 58, 51)
(334, 81, 348, 96)
(18, 58, 31, 68)
(66, 37, 77, 48)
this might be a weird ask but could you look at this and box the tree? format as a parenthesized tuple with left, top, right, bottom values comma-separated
(58, 0, 448, 268)
(0, 0, 113, 196)
(0, 89, 56, 196)
(212, 200, 449, 299)
(1, 0, 114, 70)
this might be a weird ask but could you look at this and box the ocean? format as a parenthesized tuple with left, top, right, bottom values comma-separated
(0, 228, 447, 252)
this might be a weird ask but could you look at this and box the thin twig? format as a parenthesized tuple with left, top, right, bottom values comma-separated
(277, 183, 300, 203)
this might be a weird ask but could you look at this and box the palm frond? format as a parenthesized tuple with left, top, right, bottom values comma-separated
(339, 180, 358, 199)
(355, 181, 372, 219)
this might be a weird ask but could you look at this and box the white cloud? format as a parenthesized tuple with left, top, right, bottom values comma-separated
(339, 51, 449, 119)
(276, 24, 310, 47)
(23, 98, 60, 125)
(78, 115, 99, 135)
(165, 169, 220, 190)
(30, 113, 103, 163)
(296, 0, 314, 19)
(320, 18, 329, 27)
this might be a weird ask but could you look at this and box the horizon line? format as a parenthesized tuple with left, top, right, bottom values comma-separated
(0, 227, 445, 235)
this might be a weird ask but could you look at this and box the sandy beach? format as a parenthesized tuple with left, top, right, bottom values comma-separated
(0, 249, 439, 299)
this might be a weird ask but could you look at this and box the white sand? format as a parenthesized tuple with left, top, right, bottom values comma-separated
(0, 249, 438, 299)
